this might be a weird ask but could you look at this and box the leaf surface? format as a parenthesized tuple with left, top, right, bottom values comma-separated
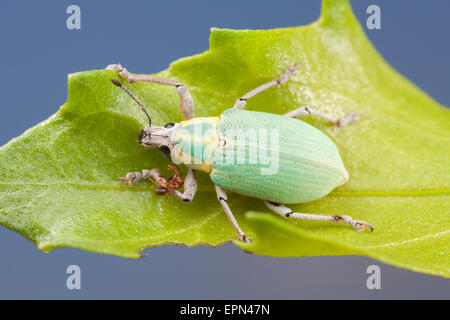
(0, 0, 448, 276)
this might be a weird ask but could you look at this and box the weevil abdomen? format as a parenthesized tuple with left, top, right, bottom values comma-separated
(209, 108, 349, 204)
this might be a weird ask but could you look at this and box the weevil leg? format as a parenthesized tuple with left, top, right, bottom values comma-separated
(215, 186, 250, 242)
(233, 63, 302, 109)
(120, 167, 198, 202)
(119, 170, 151, 185)
(284, 106, 364, 127)
(264, 201, 374, 232)
(174, 168, 198, 202)
(106, 64, 194, 120)
(149, 167, 198, 202)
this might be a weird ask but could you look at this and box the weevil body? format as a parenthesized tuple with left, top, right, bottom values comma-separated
(172, 109, 348, 204)
(108, 63, 373, 242)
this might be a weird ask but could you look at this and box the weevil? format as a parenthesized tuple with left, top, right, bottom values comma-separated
(107, 63, 373, 242)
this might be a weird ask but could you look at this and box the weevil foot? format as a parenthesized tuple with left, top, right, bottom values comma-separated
(240, 234, 252, 243)
(105, 63, 122, 71)
(119, 169, 154, 185)
(334, 215, 374, 232)
(119, 172, 144, 185)
(105, 63, 131, 82)
(279, 62, 302, 84)
(335, 110, 365, 127)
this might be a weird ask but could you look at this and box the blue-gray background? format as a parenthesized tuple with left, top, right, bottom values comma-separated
(0, 0, 449, 299)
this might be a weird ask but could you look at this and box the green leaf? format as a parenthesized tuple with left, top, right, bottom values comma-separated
(0, 0, 448, 276)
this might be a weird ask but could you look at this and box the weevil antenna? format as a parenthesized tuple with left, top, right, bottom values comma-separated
(111, 79, 152, 126)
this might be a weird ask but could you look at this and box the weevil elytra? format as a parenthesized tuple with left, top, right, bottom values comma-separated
(107, 63, 373, 243)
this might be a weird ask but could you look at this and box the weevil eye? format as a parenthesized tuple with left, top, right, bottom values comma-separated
(138, 129, 146, 143)
(159, 145, 171, 158)
(164, 122, 175, 128)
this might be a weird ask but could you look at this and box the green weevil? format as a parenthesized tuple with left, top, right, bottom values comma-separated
(107, 63, 373, 243)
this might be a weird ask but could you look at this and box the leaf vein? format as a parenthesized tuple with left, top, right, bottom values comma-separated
(367, 230, 450, 249)
(0, 182, 448, 197)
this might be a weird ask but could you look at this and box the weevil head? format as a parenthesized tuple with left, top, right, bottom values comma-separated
(138, 122, 179, 150)
(110, 78, 179, 155)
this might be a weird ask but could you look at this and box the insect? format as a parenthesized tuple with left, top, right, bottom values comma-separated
(107, 63, 373, 243)
(154, 165, 184, 198)
(119, 164, 184, 200)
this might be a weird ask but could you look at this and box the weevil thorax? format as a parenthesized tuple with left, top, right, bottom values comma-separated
(170, 117, 220, 173)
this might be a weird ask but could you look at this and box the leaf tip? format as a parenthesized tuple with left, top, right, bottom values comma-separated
(319, 0, 357, 27)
